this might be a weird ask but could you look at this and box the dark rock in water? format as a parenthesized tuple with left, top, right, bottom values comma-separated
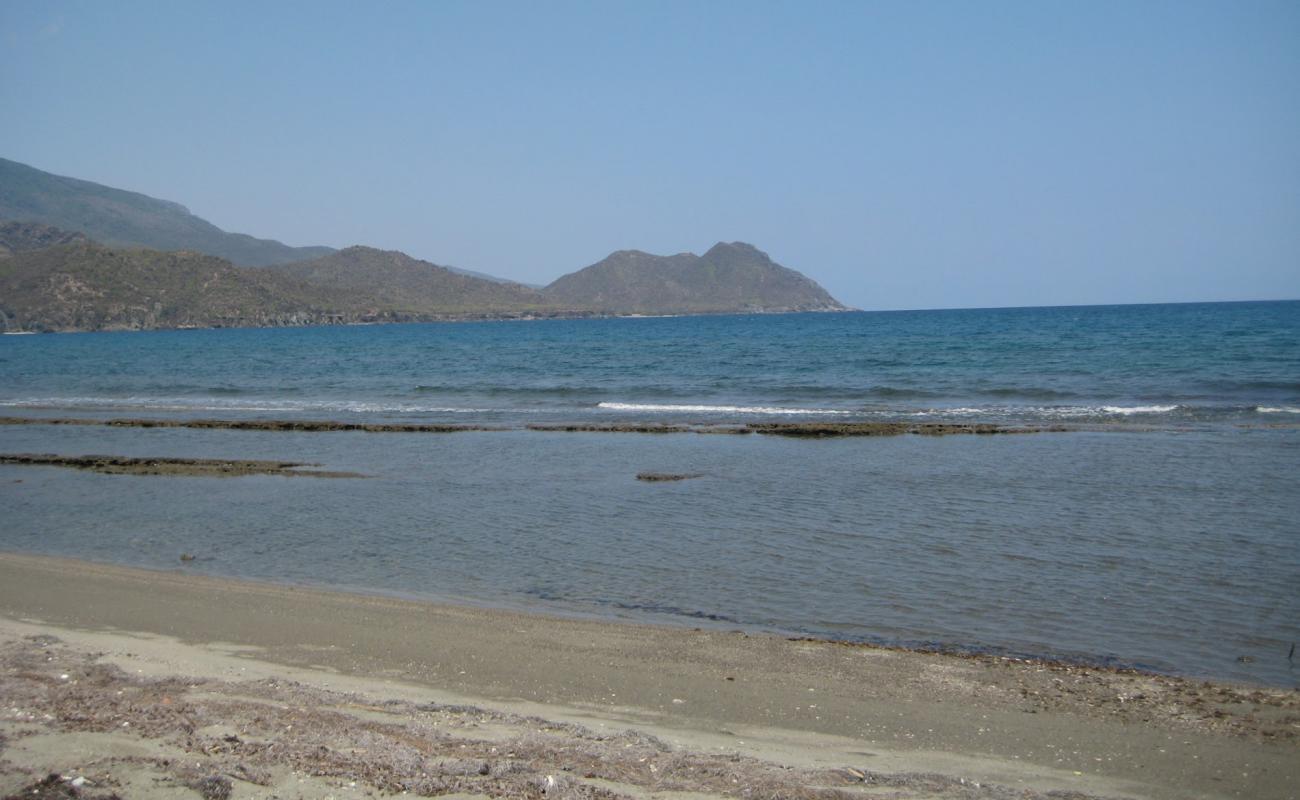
(636, 472, 704, 482)
(530, 423, 692, 434)
(0, 416, 502, 433)
(748, 422, 911, 437)
(746, 422, 1066, 437)
(692, 426, 753, 435)
(0, 452, 366, 479)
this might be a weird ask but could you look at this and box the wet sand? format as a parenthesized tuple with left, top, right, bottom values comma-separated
(0, 552, 1295, 799)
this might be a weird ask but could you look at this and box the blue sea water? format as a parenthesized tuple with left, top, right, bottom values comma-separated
(1, 301, 1298, 685)
(2, 301, 1298, 425)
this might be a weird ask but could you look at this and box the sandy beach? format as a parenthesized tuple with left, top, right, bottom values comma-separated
(0, 553, 1295, 799)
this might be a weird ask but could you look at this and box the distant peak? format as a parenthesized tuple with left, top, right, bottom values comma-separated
(336, 245, 422, 263)
(704, 241, 763, 254)
(702, 241, 772, 264)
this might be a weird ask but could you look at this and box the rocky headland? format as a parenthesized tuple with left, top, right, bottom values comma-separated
(0, 158, 850, 333)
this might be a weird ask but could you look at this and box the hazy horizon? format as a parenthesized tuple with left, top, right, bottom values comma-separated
(2, 0, 1297, 311)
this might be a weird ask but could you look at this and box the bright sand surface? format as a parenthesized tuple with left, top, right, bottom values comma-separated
(0, 552, 1295, 800)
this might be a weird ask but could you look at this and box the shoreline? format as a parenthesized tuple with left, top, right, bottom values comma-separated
(0, 307, 856, 337)
(0, 547, 1187, 681)
(1, 552, 1296, 799)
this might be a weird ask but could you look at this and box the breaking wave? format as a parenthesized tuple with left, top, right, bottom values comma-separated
(1099, 404, 1179, 415)
(0, 396, 543, 415)
(598, 402, 852, 416)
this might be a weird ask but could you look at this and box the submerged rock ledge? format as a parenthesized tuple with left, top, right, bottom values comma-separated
(0, 416, 505, 433)
(0, 453, 365, 478)
(636, 471, 705, 481)
(0, 416, 1071, 436)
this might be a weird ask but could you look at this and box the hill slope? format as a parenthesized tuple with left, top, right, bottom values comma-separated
(272, 247, 550, 314)
(543, 242, 848, 314)
(0, 221, 89, 257)
(0, 158, 334, 267)
(0, 243, 585, 332)
(0, 243, 331, 331)
(0, 240, 849, 331)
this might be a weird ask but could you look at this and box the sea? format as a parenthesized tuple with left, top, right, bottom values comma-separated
(1, 301, 1297, 686)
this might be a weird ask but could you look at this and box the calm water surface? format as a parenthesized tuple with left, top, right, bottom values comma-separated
(1, 302, 1297, 685)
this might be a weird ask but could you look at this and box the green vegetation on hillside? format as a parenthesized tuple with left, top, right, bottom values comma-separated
(271, 246, 556, 314)
(0, 243, 582, 332)
(0, 239, 849, 332)
(0, 221, 89, 257)
(0, 243, 324, 331)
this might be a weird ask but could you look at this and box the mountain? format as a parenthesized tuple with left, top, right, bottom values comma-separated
(542, 241, 848, 314)
(0, 221, 89, 257)
(270, 246, 551, 314)
(0, 243, 324, 331)
(443, 262, 541, 286)
(0, 159, 850, 330)
(0, 158, 334, 267)
(0, 242, 585, 332)
(0, 239, 849, 331)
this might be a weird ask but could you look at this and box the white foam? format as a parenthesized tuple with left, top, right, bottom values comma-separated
(1257, 406, 1300, 414)
(900, 407, 986, 417)
(896, 404, 1184, 419)
(0, 397, 534, 415)
(598, 401, 852, 416)
(1100, 405, 1179, 415)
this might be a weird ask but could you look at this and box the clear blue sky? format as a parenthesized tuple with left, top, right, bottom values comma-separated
(2, 1, 1297, 309)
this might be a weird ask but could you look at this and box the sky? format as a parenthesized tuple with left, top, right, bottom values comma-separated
(1, 1, 1297, 310)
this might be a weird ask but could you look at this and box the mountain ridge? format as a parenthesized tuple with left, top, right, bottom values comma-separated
(0, 241, 590, 332)
(0, 158, 334, 267)
(0, 158, 851, 331)
(542, 241, 848, 314)
(269, 246, 555, 313)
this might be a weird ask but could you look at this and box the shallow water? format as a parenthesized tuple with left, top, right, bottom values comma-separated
(1, 303, 1298, 686)
(1, 423, 1296, 686)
